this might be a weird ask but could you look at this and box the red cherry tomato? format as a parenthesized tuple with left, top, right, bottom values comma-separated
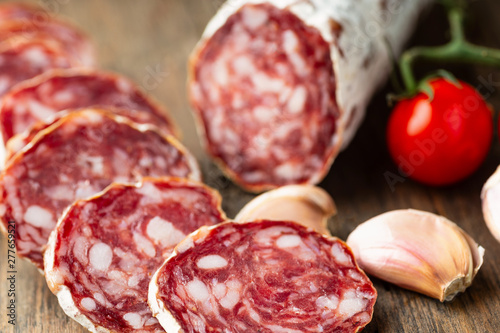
(387, 78, 493, 186)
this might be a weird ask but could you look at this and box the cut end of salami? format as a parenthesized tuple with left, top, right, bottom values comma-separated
(44, 177, 226, 333)
(149, 220, 377, 333)
(189, 3, 340, 192)
(0, 108, 200, 269)
(0, 68, 178, 148)
(190, 0, 434, 192)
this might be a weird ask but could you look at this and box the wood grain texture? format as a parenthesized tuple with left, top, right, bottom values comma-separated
(0, 0, 499, 332)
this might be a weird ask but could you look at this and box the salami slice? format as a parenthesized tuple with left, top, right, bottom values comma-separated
(4, 109, 101, 161)
(0, 68, 178, 147)
(0, 2, 41, 22)
(0, 37, 76, 97)
(149, 220, 377, 333)
(3, 109, 68, 161)
(189, 0, 433, 192)
(0, 108, 200, 269)
(44, 177, 226, 333)
(0, 17, 95, 67)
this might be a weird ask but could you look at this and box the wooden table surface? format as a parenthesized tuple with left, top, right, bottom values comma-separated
(1, 0, 499, 332)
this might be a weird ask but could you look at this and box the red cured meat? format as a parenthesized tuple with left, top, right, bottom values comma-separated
(0, 2, 41, 22)
(149, 220, 377, 333)
(189, 3, 339, 192)
(0, 37, 76, 97)
(0, 109, 200, 269)
(0, 69, 178, 147)
(44, 178, 226, 333)
(0, 17, 95, 67)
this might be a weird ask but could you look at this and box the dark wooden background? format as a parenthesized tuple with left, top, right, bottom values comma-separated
(1, 0, 499, 332)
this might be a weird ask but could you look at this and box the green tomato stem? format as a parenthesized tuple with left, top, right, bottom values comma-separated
(399, 4, 500, 94)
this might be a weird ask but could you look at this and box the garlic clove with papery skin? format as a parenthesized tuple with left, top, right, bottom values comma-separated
(346, 209, 484, 302)
(234, 185, 336, 236)
(481, 165, 500, 243)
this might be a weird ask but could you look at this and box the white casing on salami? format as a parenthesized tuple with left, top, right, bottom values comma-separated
(201, 0, 433, 148)
(148, 265, 183, 333)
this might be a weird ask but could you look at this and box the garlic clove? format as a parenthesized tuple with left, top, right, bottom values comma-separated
(458, 229, 485, 277)
(346, 209, 484, 302)
(481, 165, 500, 243)
(234, 185, 336, 236)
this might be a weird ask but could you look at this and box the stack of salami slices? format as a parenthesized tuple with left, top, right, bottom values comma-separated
(0, 69, 179, 160)
(0, 2, 380, 333)
(0, 2, 198, 270)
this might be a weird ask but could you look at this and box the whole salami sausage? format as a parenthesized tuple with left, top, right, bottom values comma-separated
(0, 17, 95, 67)
(149, 220, 377, 333)
(0, 37, 77, 97)
(0, 69, 178, 148)
(44, 177, 226, 333)
(0, 108, 200, 269)
(189, 0, 433, 192)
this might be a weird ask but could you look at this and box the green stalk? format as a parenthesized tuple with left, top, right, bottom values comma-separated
(399, 2, 500, 94)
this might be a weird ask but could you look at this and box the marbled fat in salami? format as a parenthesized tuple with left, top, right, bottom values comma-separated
(0, 69, 178, 148)
(0, 109, 200, 269)
(44, 178, 226, 333)
(149, 220, 377, 333)
(0, 37, 76, 97)
(190, 0, 434, 192)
